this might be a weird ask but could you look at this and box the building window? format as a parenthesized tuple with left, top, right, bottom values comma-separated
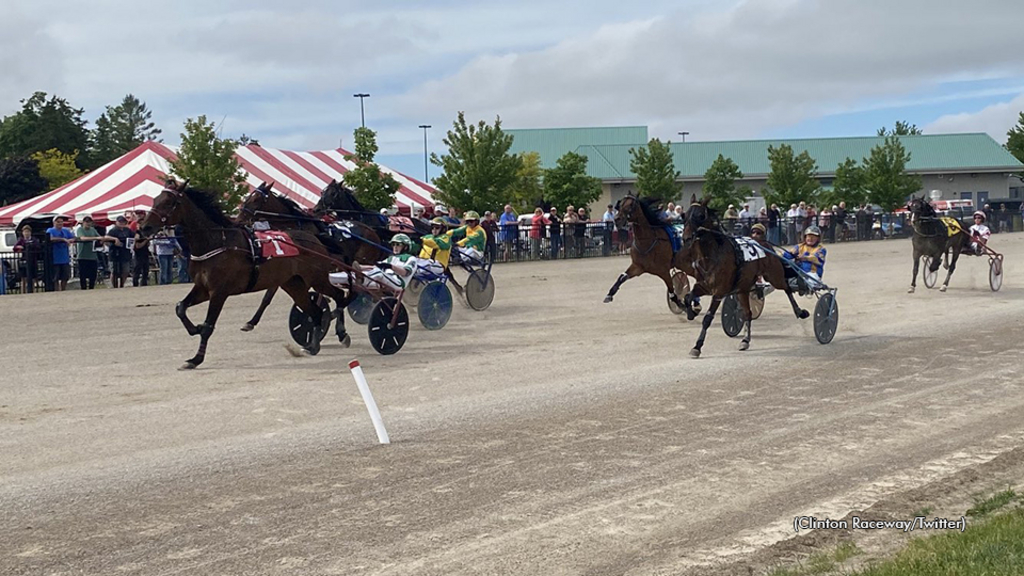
(960, 191, 973, 200)
(1010, 188, 1021, 199)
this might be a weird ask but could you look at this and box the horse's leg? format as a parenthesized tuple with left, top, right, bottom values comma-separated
(312, 278, 352, 348)
(940, 241, 963, 292)
(241, 288, 276, 331)
(690, 296, 722, 358)
(176, 284, 209, 336)
(683, 283, 706, 321)
(783, 289, 810, 319)
(445, 268, 465, 296)
(279, 277, 325, 355)
(737, 290, 753, 351)
(604, 263, 643, 303)
(909, 250, 920, 293)
(181, 291, 227, 370)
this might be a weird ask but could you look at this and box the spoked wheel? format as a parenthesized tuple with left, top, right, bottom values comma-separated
(405, 278, 426, 304)
(922, 256, 938, 289)
(989, 257, 1003, 292)
(720, 294, 743, 338)
(465, 269, 495, 311)
(417, 280, 453, 330)
(749, 289, 766, 320)
(347, 292, 375, 325)
(368, 297, 409, 355)
(289, 292, 331, 346)
(813, 292, 839, 344)
(667, 271, 689, 315)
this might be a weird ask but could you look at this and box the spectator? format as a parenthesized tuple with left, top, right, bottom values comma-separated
(75, 216, 115, 290)
(673, 205, 685, 221)
(498, 204, 518, 261)
(786, 204, 800, 243)
(738, 203, 753, 234)
(855, 205, 868, 240)
(548, 207, 562, 259)
(665, 202, 676, 220)
(153, 227, 180, 285)
(46, 215, 75, 291)
(998, 204, 1009, 233)
(173, 224, 191, 283)
(983, 203, 994, 233)
(574, 207, 588, 257)
(767, 203, 781, 244)
(132, 225, 151, 286)
(864, 205, 875, 240)
(481, 211, 499, 263)
(128, 209, 146, 233)
(107, 216, 134, 288)
(805, 204, 817, 228)
(602, 204, 616, 256)
(797, 201, 808, 231)
(13, 225, 41, 293)
(529, 208, 548, 259)
(834, 202, 848, 241)
(562, 206, 579, 257)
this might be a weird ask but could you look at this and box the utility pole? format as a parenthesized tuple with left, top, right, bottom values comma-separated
(418, 124, 431, 182)
(678, 131, 690, 143)
(353, 93, 370, 127)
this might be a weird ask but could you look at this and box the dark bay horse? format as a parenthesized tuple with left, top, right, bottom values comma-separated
(139, 184, 349, 370)
(603, 195, 699, 314)
(237, 182, 386, 332)
(682, 196, 809, 357)
(906, 196, 970, 293)
(314, 179, 432, 239)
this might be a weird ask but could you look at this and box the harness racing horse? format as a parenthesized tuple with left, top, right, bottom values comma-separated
(314, 179, 432, 240)
(139, 183, 351, 370)
(682, 196, 810, 357)
(906, 195, 971, 293)
(603, 194, 699, 315)
(236, 182, 386, 332)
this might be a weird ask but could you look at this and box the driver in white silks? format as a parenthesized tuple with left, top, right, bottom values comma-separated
(329, 234, 417, 291)
(969, 210, 991, 255)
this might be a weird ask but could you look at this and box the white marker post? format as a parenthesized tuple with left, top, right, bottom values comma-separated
(349, 360, 390, 444)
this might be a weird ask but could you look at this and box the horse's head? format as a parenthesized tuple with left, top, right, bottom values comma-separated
(614, 195, 638, 228)
(239, 181, 276, 221)
(906, 195, 934, 222)
(140, 185, 189, 237)
(683, 194, 713, 239)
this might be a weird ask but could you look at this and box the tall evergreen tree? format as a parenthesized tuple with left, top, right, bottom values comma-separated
(0, 92, 90, 168)
(0, 156, 48, 205)
(91, 94, 162, 166)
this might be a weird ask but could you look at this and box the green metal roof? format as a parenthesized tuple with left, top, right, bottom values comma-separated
(543, 132, 1023, 181)
(507, 126, 648, 169)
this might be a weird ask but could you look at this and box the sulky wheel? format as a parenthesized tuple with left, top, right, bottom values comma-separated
(368, 297, 410, 355)
(749, 289, 765, 320)
(813, 292, 839, 345)
(347, 292, 375, 325)
(417, 280, 453, 330)
(989, 257, 1003, 292)
(667, 271, 689, 315)
(465, 269, 495, 311)
(922, 256, 938, 289)
(289, 292, 332, 346)
(720, 294, 744, 338)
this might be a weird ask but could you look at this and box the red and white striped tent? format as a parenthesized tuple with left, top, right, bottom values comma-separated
(0, 141, 435, 226)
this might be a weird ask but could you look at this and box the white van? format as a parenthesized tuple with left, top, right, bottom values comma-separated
(1, 228, 19, 253)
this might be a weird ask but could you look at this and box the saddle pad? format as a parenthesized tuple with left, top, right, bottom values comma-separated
(940, 217, 964, 237)
(735, 236, 767, 262)
(254, 231, 300, 259)
(330, 220, 357, 239)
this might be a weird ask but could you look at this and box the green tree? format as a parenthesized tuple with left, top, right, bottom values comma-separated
(91, 94, 162, 166)
(430, 112, 521, 214)
(863, 136, 921, 211)
(629, 138, 682, 202)
(168, 115, 248, 211)
(827, 157, 868, 207)
(30, 148, 83, 190)
(876, 121, 922, 137)
(0, 92, 90, 168)
(342, 127, 401, 212)
(543, 151, 602, 211)
(0, 156, 48, 205)
(701, 154, 747, 211)
(1006, 112, 1024, 173)
(507, 151, 544, 212)
(762, 144, 820, 207)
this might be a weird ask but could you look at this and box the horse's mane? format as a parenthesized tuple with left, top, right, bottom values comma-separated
(273, 193, 310, 217)
(636, 196, 666, 227)
(183, 187, 234, 227)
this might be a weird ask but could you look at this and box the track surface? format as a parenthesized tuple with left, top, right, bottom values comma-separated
(2, 236, 1023, 575)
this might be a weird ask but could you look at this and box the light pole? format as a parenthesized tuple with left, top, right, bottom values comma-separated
(353, 93, 370, 127)
(678, 131, 690, 143)
(418, 124, 431, 182)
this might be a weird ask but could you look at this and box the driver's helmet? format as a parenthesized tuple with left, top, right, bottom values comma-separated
(390, 233, 413, 250)
(463, 210, 480, 222)
(973, 210, 987, 222)
(750, 223, 767, 235)
(804, 225, 822, 238)
(430, 217, 447, 229)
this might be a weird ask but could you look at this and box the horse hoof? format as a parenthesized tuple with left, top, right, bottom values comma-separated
(939, 285, 947, 292)
(240, 323, 255, 332)
(798, 310, 809, 319)
(739, 341, 749, 351)
(689, 348, 701, 358)
(907, 286, 915, 294)
(339, 333, 351, 348)
(179, 361, 197, 371)
(603, 295, 613, 303)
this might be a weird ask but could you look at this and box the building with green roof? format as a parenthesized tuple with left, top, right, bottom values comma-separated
(507, 128, 1024, 213)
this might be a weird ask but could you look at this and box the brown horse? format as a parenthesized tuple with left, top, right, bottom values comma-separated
(603, 194, 700, 315)
(682, 196, 809, 357)
(139, 183, 350, 370)
(236, 182, 386, 332)
(906, 195, 971, 293)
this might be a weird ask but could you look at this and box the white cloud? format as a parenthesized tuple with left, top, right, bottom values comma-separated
(924, 93, 1024, 144)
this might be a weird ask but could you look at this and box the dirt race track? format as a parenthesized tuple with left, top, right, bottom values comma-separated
(2, 235, 1024, 575)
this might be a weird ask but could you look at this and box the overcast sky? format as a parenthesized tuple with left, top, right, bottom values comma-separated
(2, 0, 1023, 178)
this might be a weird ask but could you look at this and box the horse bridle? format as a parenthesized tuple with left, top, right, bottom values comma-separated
(146, 187, 186, 228)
